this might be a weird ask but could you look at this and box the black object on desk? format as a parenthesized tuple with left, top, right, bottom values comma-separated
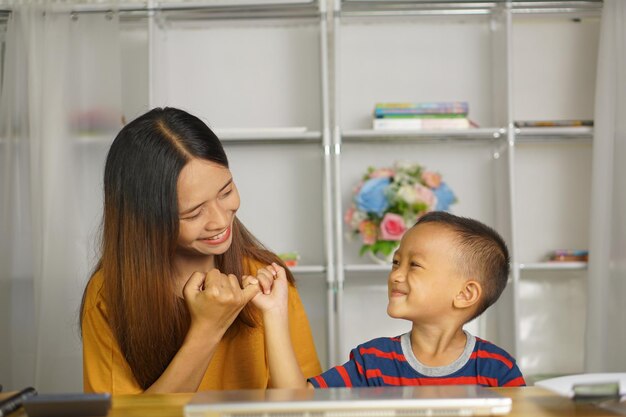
(0, 386, 37, 417)
(22, 393, 111, 417)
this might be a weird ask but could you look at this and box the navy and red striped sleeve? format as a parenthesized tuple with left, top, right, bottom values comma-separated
(473, 338, 526, 387)
(308, 346, 369, 388)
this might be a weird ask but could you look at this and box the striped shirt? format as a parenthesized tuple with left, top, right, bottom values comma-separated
(309, 332, 525, 388)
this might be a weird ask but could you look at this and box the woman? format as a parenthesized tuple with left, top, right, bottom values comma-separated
(80, 107, 321, 393)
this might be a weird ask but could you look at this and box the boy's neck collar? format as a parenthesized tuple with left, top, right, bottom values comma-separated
(402, 330, 475, 375)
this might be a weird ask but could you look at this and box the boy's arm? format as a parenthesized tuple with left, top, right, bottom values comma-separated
(263, 301, 308, 388)
(499, 362, 526, 387)
(249, 263, 308, 388)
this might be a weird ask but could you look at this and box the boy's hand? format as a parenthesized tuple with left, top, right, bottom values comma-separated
(254, 263, 305, 389)
(249, 263, 289, 316)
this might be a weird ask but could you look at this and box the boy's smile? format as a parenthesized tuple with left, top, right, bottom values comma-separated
(387, 223, 465, 323)
(389, 286, 408, 297)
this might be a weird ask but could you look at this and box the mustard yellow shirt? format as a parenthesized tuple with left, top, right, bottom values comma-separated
(81, 260, 322, 393)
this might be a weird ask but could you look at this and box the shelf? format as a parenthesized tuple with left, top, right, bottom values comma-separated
(515, 127, 593, 142)
(338, 1, 602, 18)
(344, 264, 390, 272)
(290, 265, 326, 274)
(68, 1, 322, 21)
(342, 128, 505, 143)
(339, 1, 502, 17)
(511, 1, 602, 16)
(345, 261, 590, 273)
(518, 262, 588, 271)
(71, 130, 323, 146)
(217, 130, 322, 145)
(74, 134, 116, 145)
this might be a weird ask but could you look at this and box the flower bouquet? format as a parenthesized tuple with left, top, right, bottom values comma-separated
(344, 161, 457, 261)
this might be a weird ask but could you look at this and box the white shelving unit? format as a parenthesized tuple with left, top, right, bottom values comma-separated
(57, 0, 601, 377)
(330, 0, 601, 379)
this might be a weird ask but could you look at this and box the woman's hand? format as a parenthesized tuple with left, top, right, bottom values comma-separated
(143, 270, 259, 393)
(182, 268, 260, 335)
(249, 263, 289, 317)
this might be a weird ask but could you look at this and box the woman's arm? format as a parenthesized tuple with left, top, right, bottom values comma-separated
(82, 269, 260, 393)
(145, 269, 261, 392)
(143, 322, 222, 393)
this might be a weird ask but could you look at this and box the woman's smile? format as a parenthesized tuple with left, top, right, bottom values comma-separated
(200, 227, 231, 245)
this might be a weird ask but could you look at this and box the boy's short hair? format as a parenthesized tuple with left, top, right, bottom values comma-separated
(415, 211, 510, 320)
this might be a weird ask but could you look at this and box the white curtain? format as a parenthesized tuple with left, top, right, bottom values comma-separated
(585, 0, 626, 372)
(0, 1, 123, 392)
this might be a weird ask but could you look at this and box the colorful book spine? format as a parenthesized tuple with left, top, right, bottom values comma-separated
(374, 101, 469, 115)
(375, 113, 467, 119)
(514, 120, 593, 127)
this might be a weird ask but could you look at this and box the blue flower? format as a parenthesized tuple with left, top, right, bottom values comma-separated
(434, 182, 456, 211)
(355, 177, 391, 216)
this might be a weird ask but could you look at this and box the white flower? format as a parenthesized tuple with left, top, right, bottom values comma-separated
(394, 161, 416, 171)
(396, 184, 419, 204)
(350, 209, 367, 230)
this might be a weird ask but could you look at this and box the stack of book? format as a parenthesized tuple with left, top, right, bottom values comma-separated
(548, 249, 589, 262)
(514, 120, 593, 128)
(373, 101, 471, 130)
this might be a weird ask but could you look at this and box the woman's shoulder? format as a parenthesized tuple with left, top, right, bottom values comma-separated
(243, 256, 282, 276)
(243, 257, 263, 275)
(243, 256, 298, 288)
(83, 269, 106, 310)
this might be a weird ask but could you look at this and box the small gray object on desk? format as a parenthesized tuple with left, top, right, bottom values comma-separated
(22, 393, 111, 417)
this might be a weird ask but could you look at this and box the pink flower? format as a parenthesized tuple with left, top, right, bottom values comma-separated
(379, 213, 406, 241)
(422, 171, 442, 189)
(369, 168, 395, 179)
(344, 207, 355, 226)
(414, 183, 437, 210)
(358, 220, 378, 245)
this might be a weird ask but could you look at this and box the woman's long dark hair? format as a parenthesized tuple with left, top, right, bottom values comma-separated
(80, 107, 294, 390)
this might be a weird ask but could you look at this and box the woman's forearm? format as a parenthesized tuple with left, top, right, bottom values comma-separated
(144, 325, 221, 393)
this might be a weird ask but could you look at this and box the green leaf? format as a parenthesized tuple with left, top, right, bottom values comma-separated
(412, 202, 428, 213)
(367, 240, 399, 257)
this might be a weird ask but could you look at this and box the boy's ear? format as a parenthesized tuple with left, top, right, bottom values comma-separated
(453, 280, 482, 310)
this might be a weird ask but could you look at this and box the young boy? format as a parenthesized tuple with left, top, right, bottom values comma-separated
(251, 211, 525, 388)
